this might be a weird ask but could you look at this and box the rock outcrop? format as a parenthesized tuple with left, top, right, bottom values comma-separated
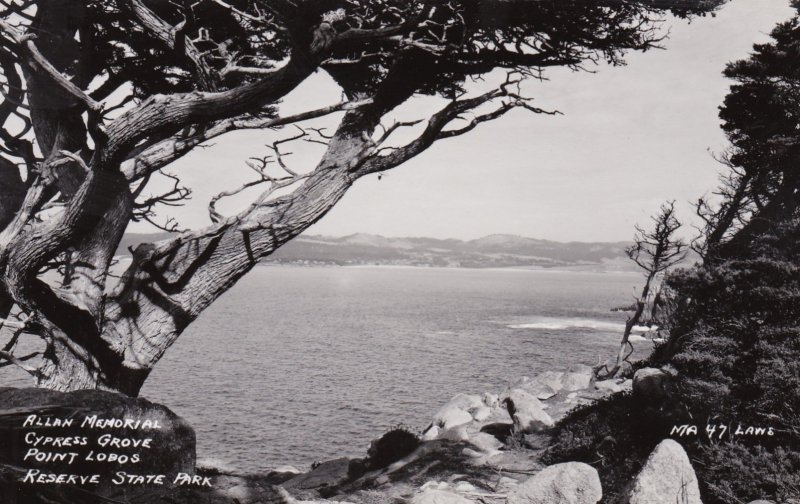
(595, 379, 630, 394)
(283, 458, 352, 493)
(502, 389, 554, 434)
(431, 394, 485, 431)
(0, 387, 195, 486)
(0, 357, 650, 504)
(211, 361, 643, 504)
(624, 439, 702, 504)
(632, 368, 671, 401)
(410, 488, 476, 504)
(0, 387, 217, 504)
(416, 363, 632, 467)
(507, 462, 602, 504)
(562, 366, 594, 392)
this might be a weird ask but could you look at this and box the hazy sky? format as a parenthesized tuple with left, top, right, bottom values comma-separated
(134, 0, 797, 242)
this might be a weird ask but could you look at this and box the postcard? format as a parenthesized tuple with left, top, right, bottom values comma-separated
(0, 1, 797, 503)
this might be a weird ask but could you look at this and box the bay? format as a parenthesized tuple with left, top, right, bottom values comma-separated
(138, 265, 641, 472)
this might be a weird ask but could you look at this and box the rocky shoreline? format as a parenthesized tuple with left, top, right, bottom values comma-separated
(0, 367, 776, 504)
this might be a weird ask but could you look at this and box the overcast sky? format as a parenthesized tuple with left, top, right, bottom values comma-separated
(134, 0, 797, 242)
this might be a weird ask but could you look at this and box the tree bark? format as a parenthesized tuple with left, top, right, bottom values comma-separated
(0, 157, 25, 339)
(37, 336, 104, 391)
(24, 0, 89, 197)
(0, 157, 24, 231)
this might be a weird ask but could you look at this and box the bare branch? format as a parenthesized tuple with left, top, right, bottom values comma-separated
(596, 201, 687, 379)
(208, 128, 316, 222)
(359, 75, 556, 175)
(133, 171, 192, 229)
(0, 349, 39, 376)
(119, 0, 219, 91)
(220, 63, 279, 78)
(0, 19, 101, 112)
(123, 98, 372, 182)
(206, 0, 270, 24)
(0, 316, 25, 331)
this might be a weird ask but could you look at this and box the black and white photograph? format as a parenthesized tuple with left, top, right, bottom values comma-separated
(0, 0, 798, 503)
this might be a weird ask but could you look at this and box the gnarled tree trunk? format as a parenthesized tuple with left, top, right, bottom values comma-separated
(40, 106, 382, 395)
(0, 0, 719, 395)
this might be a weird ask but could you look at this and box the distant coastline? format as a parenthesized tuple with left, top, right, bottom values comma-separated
(118, 232, 646, 273)
(258, 263, 642, 275)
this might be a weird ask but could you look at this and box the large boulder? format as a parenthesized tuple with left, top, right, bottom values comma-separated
(513, 373, 563, 397)
(424, 392, 512, 442)
(439, 425, 469, 442)
(511, 366, 594, 403)
(421, 425, 441, 441)
(502, 389, 554, 434)
(0, 387, 195, 495)
(562, 365, 594, 392)
(595, 380, 624, 394)
(430, 394, 485, 432)
(482, 393, 499, 409)
(470, 405, 492, 422)
(438, 394, 485, 413)
(624, 439, 702, 504)
(411, 488, 476, 504)
(438, 409, 474, 430)
(632, 368, 671, 401)
(507, 462, 602, 504)
(467, 432, 503, 456)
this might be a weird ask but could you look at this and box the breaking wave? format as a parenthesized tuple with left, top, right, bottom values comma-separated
(508, 317, 626, 332)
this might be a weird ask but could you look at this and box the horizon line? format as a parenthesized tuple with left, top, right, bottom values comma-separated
(124, 230, 634, 245)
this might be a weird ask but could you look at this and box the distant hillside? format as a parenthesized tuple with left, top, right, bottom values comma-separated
(118, 232, 637, 271)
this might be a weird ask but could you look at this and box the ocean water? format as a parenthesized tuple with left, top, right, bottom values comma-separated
(1, 266, 645, 473)
(139, 265, 641, 472)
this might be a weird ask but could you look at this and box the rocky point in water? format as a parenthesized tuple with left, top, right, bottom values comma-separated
(0, 364, 718, 504)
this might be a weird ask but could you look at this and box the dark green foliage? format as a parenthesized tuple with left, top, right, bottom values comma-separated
(544, 393, 693, 504)
(720, 16, 800, 175)
(81, 0, 291, 97)
(333, 0, 722, 98)
(365, 425, 421, 470)
(696, 11, 800, 255)
(655, 9, 800, 501)
(697, 443, 800, 503)
(656, 218, 800, 503)
(69, 0, 726, 101)
(348, 425, 421, 479)
(549, 8, 800, 503)
(559, 218, 800, 504)
(665, 234, 800, 424)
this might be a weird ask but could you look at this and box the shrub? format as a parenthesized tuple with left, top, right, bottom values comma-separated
(697, 443, 800, 503)
(546, 219, 800, 503)
(366, 425, 420, 469)
(348, 425, 421, 479)
(543, 393, 677, 503)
